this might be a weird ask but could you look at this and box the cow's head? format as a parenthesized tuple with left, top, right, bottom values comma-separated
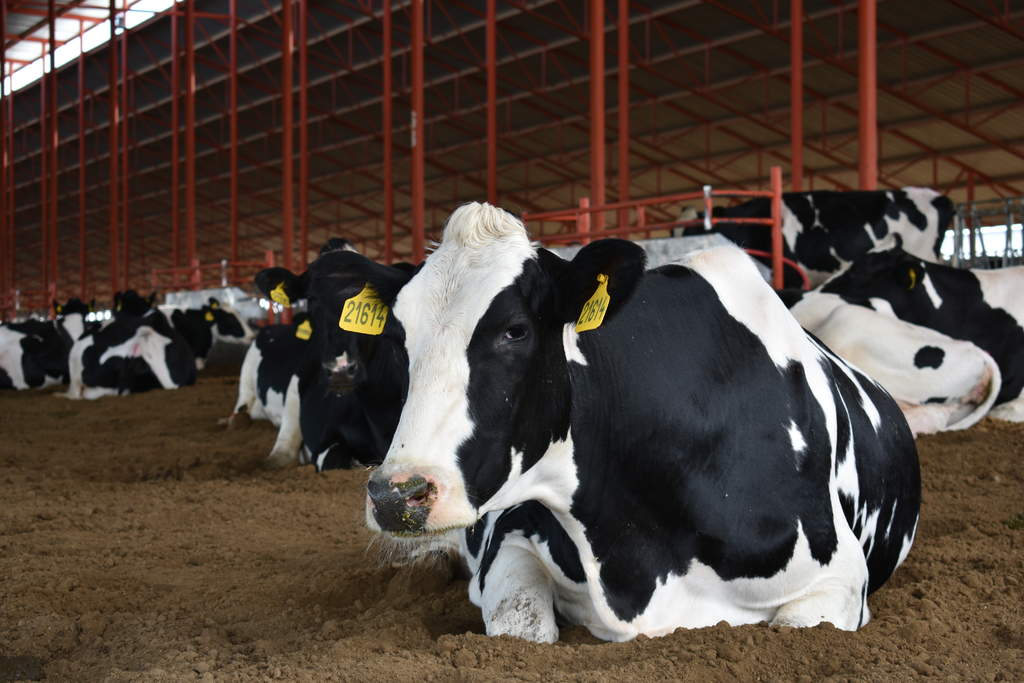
(255, 246, 414, 395)
(365, 202, 644, 537)
(203, 297, 254, 344)
(114, 290, 157, 316)
(821, 247, 938, 312)
(54, 298, 90, 317)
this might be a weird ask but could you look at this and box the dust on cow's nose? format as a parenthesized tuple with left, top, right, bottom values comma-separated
(366, 474, 438, 534)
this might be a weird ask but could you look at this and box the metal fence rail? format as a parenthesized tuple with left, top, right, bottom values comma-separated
(951, 197, 1024, 269)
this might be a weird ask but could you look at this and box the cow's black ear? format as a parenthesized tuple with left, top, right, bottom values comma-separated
(551, 239, 645, 330)
(53, 299, 62, 314)
(309, 251, 414, 307)
(148, 292, 157, 306)
(255, 267, 306, 307)
(207, 297, 220, 309)
(89, 299, 96, 312)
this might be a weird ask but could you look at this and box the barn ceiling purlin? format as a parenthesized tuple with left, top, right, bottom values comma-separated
(1, 0, 1022, 312)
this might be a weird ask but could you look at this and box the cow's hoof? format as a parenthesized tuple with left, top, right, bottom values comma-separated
(226, 411, 252, 430)
(262, 449, 297, 470)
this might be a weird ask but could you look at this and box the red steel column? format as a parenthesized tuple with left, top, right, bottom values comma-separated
(617, 0, 629, 227)
(298, 0, 309, 266)
(229, 0, 239, 270)
(108, 0, 119, 297)
(790, 0, 803, 192)
(0, 2, 6, 302)
(170, 9, 179, 268)
(771, 166, 784, 290)
(48, 0, 58, 297)
(858, 0, 877, 190)
(5, 71, 13, 299)
(78, 24, 87, 297)
(120, 1, 129, 290)
(40, 46, 48, 296)
(185, 0, 198, 286)
(486, 0, 496, 205)
(383, 1, 393, 264)
(589, 0, 605, 232)
(281, 0, 294, 273)
(410, 0, 425, 262)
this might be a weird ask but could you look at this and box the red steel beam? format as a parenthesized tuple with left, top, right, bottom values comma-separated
(383, 0, 393, 263)
(486, 0, 496, 205)
(107, 0, 118, 296)
(298, 0, 308, 266)
(48, 1, 57, 298)
(0, 3, 7, 302)
(170, 7, 179, 268)
(617, 0, 629, 225)
(858, 0, 877, 190)
(185, 0, 197, 284)
(790, 0, 803, 192)
(230, 0, 238, 270)
(411, 0, 425, 262)
(589, 0, 605, 231)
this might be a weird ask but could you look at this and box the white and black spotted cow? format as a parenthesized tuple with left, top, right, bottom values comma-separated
(781, 290, 1001, 435)
(357, 202, 919, 642)
(0, 298, 94, 390)
(682, 187, 953, 287)
(819, 246, 1024, 422)
(162, 298, 254, 370)
(64, 292, 196, 400)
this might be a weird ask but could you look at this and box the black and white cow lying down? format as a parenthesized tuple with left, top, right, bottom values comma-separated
(781, 290, 1001, 435)
(0, 298, 93, 390)
(818, 247, 1024, 422)
(64, 291, 197, 400)
(681, 187, 953, 287)
(228, 246, 412, 471)
(161, 298, 254, 369)
(352, 202, 919, 642)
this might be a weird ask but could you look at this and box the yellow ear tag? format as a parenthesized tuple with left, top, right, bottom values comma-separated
(295, 319, 313, 340)
(908, 268, 918, 290)
(270, 282, 291, 307)
(56, 305, 63, 314)
(204, 311, 215, 322)
(576, 274, 611, 333)
(210, 301, 219, 309)
(339, 284, 388, 335)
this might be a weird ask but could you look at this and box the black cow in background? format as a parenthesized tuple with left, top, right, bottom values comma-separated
(0, 298, 95, 390)
(163, 298, 254, 369)
(230, 242, 414, 471)
(680, 187, 954, 287)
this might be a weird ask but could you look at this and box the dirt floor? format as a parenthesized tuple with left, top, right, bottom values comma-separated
(1, 359, 1023, 682)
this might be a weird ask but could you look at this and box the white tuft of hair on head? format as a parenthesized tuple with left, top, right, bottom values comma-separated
(441, 202, 531, 251)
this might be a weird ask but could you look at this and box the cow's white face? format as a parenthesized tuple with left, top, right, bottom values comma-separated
(365, 203, 647, 538)
(366, 203, 537, 535)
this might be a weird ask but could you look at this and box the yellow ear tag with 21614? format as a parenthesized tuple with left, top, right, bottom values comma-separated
(295, 319, 313, 340)
(339, 284, 388, 335)
(270, 283, 291, 307)
(576, 274, 610, 333)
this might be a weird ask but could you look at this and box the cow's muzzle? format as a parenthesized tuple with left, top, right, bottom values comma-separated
(366, 472, 438, 534)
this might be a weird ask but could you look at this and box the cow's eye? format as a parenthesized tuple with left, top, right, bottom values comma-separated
(503, 324, 528, 342)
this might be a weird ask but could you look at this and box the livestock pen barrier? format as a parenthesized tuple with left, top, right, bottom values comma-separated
(521, 166, 804, 290)
(0, 283, 58, 321)
(951, 196, 1024, 269)
(150, 251, 284, 325)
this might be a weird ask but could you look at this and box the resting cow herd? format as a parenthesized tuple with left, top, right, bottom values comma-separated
(3, 190, 1022, 643)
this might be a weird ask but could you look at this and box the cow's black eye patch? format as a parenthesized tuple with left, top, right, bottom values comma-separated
(503, 324, 529, 342)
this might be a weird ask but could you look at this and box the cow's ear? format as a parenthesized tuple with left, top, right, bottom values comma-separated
(255, 267, 306, 307)
(311, 251, 414, 307)
(207, 297, 220, 309)
(148, 292, 158, 306)
(89, 299, 96, 312)
(53, 300, 62, 315)
(906, 265, 922, 290)
(544, 239, 646, 330)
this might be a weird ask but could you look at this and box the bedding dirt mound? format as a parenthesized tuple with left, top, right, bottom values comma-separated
(1, 371, 1022, 681)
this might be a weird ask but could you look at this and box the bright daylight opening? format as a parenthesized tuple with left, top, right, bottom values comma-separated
(2, 0, 178, 96)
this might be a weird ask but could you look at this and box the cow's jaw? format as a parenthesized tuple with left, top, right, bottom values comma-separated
(367, 202, 536, 537)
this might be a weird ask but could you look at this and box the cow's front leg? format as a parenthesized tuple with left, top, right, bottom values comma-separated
(990, 397, 1024, 422)
(476, 543, 559, 643)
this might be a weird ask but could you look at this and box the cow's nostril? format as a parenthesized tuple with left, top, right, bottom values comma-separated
(367, 475, 435, 533)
